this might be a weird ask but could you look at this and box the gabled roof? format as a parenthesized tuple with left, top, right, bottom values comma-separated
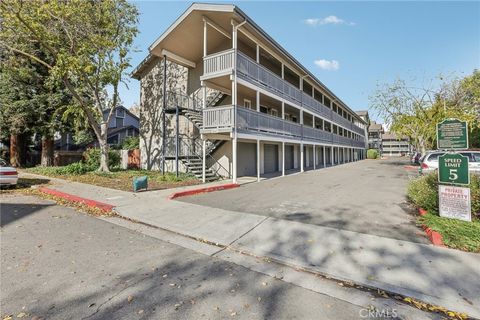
(103, 106, 139, 121)
(132, 2, 366, 124)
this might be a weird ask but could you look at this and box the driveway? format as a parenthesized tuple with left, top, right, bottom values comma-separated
(180, 158, 428, 243)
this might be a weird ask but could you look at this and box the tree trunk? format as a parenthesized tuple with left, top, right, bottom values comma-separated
(41, 135, 54, 167)
(10, 134, 27, 167)
(97, 123, 110, 172)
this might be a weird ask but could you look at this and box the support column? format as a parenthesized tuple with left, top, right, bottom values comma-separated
(313, 145, 316, 170)
(202, 139, 206, 183)
(232, 21, 238, 184)
(281, 102, 285, 119)
(300, 143, 304, 172)
(202, 85, 207, 183)
(331, 146, 334, 166)
(282, 142, 285, 176)
(323, 146, 326, 167)
(257, 140, 260, 182)
(256, 91, 260, 112)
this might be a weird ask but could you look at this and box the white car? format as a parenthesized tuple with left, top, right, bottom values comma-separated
(0, 159, 18, 187)
(419, 151, 480, 175)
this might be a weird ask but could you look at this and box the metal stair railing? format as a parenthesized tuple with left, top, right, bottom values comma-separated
(190, 138, 230, 179)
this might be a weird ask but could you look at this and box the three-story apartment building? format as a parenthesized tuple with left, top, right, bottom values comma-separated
(132, 3, 367, 183)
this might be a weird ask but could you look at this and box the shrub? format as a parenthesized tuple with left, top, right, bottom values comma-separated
(408, 173, 480, 220)
(407, 173, 439, 213)
(122, 136, 139, 150)
(58, 162, 92, 175)
(83, 148, 120, 169)
(27, 162, 94, 176)
(367, 149, 378, 159)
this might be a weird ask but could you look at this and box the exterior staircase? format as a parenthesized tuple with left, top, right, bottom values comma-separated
(181, 158, 218, 182)
(164, 90, 229, 181)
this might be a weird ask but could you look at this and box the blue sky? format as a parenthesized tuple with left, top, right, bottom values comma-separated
(123, 1, 480, 121)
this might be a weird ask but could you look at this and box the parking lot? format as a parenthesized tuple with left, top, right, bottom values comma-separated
(180, 158, 428, 243)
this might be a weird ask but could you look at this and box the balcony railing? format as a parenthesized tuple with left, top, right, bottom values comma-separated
(202, 105, 366, 148)
(203, 105, 235, 132)
(202, 50, 366, 136)
(203, 49, 235, 77)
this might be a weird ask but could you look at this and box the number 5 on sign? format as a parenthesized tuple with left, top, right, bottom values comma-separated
(438, 153, 469, 185)
(449, 169, 458, 180)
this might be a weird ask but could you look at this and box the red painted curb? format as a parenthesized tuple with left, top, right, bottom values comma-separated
(39, 187, 115, 212)
(417, 208, 445, 247)
(404, 165, 418, 170)
(168, 183, 240, 200)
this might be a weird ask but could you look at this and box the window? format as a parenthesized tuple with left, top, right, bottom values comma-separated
(107, 134, 119, 145)
(115, 117, 124, 128)
(427, 153, 443, 162)
(269, 109, 278, 117)
(260, 106, 268, 114)
(244, 99, 252, 109)
(116, 108, 125, 118)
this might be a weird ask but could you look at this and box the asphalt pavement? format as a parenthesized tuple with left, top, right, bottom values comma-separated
(0, 193, 412, 320)
(180, 158, 426, 243)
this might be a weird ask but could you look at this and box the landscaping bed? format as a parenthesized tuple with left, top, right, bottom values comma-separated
(407, 173, 480, 252)
(24, 167, 200, 192)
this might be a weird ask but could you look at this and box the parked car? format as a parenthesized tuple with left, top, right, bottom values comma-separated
(0, 158, 18, 187)
(411, 152, 422, 164)
(419, 151, 480, 175)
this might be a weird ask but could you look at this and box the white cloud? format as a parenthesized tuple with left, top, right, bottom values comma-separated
(314, 59, 340, 71)
(304, 15, 355, 26)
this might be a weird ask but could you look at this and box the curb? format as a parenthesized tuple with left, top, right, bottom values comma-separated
(39, 187, 115, 212)
(168, 183, 240, 200)
(417, 208, 445, 247)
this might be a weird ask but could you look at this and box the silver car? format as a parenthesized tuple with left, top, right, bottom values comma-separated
(420, 151, 480, 175)
(0, 158, 18, 186)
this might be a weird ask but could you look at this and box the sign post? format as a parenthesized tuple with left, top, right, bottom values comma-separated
(436, 118, 471, 222)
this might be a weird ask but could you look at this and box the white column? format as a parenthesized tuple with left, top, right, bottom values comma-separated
(281, 102, 285, 119)
(203, 20, 207, 57)
(202, 139, 206, 183)
(300, 143, 304, 172)
(331, 147, 334, 166)
(323, 146, 326, 167)
(256, 44, 260, 63)
(257, 140, 260, 182)
(202, 84, 207, 183)
(232, 22, 238, 183)
(282, 142, 285, 176)
(256, 90, 260, 112)
(281, 64, 284, 79)
(313, 145, 316, 170)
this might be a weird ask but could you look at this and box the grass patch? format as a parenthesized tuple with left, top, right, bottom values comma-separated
(419, 212, 480, 252)
(407, 173, 480, 252)
(24, 167, 200, 192)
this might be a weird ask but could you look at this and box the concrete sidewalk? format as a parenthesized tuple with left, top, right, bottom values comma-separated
(29, 174, 480, 318)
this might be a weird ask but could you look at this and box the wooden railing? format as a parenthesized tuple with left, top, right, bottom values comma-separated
(203, 105, 235, 131)
(203, 49, 235, 77)
(202, 105, 366, 147)
(203, 50, 365, 136)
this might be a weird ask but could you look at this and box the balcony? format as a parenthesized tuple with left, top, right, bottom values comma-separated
(202, 50, 366, 136)
(202, 105, 366, 148)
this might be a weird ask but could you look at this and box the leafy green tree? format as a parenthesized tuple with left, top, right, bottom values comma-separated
(0, 50, 72, 166)
(0, 0, 138, 171)
(370, 73, 480, 153)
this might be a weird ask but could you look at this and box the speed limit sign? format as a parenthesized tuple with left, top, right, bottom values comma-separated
(438, 153, 469, 185)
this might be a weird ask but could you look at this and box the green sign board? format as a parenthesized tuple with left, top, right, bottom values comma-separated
(438, 153, 469, 185)
(437, 119, 468, 150)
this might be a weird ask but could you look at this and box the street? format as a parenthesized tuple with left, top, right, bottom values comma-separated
(1, 193, 438, 320)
